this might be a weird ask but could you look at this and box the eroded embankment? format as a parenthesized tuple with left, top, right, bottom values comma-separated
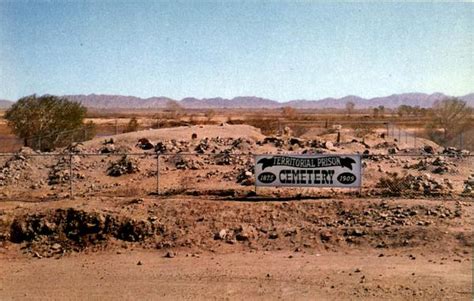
(0, 198, 472, 258)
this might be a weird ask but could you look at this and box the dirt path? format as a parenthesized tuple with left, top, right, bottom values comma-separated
(0, 249, 471, 300)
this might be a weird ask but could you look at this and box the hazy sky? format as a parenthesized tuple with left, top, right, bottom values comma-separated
(0, 1, 472, 101)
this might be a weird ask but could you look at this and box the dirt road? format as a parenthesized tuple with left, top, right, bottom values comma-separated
(0, 249, 471, 300)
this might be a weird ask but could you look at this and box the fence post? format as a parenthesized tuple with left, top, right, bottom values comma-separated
(414, 129, 417, 148)
(156, 154, 160, 197)
(69, 153, 73, 199)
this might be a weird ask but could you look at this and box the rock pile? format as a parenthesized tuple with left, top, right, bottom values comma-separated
(405, 157, 454, 174)
(65, 143, 86, 154)
(376, 172, 453, 196)
(0, 152, 32, 186)
(136, 138, 154, 150)
(98, 138, 134, 154)
(107, 156, 139, 177)
(48, 156, 82, 185)
(442, 147, 470, 157)
(236, 167, 254, 186)
(463, 173, 474, 195)
(100, 144, 116, 154)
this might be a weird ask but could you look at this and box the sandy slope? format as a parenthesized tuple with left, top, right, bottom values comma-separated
(84, 124, 266, 147)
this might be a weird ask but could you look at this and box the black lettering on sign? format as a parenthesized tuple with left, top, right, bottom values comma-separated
(258, 172, 276, 184)
(337, 172, 357, 185)
(258, 156, 356, 170)
(278, 169, 335, 185)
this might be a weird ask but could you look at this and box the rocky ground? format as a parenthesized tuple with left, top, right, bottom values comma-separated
(0, 124, 473, 299)
(0, 124, 472, 200)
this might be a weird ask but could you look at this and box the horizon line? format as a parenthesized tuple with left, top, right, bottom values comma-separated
(2, 91, 473, 103)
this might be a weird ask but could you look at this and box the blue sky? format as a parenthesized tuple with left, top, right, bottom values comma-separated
(0, 1, 472, 101)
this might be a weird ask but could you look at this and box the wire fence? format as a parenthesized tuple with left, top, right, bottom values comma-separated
(0, 152, 472, 202)
(1, 120, 471, 153)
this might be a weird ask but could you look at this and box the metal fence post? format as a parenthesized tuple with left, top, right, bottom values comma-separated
(414, 129, 417, 148)
(69, 153, 73, 199)
(156, 154, 160, 197)
(253, 154, 258, 197)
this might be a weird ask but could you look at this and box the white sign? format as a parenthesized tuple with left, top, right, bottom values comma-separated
(255, 154, 361, 188)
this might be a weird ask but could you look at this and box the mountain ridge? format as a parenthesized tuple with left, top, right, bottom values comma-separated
(2, 93, 473, 109)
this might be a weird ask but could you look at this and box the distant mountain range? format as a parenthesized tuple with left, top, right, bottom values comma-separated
(0, 99, 13, 108)
(64, 92, 474, 109)
(1, 93, 473, 109)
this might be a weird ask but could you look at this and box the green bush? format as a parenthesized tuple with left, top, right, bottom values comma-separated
(5, 94, 90, 151)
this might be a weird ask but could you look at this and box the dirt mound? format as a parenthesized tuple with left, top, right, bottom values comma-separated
(1, 198, 471, 258)
(84, 124, 265, 149)
(5, 208, 157, 258)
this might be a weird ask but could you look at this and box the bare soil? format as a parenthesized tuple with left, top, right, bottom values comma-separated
(0, 124, 473, 299)
(0, 196, 472, 300)
(1, 249, 471, 300)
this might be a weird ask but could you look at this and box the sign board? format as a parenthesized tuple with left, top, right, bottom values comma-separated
(255, 154, 361, 188)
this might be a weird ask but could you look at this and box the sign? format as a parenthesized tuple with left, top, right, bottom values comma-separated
(255, 154, 361, 188)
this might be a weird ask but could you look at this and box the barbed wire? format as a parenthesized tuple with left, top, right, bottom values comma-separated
(0, 152, 472, 157)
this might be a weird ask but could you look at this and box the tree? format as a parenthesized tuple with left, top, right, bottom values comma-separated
(205, 109, 216, 122)
(165, 100, 184, 119)
(124, 117, 139, 133)
(397, 105, 409, 117)
(373, 107, 379, 118)
(345, 101, 355, 116)
(165, 100, 183, 112)
(5, 94, 89, 151)
(378, 105, 385, 117)
(426, 97, 473, 146)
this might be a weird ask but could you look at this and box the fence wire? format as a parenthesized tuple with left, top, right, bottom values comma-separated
(0, 152, 472, 201)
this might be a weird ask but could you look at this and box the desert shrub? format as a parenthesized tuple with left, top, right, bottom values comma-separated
(351, 123, 377, 138)
(5, 94, 89, 151)
(376, 172, 413, 196)
(281, 107, 297, 119)
(290, 124, 308, 137)
(205, 109, 216, 122)
(151, 120, 190, 129)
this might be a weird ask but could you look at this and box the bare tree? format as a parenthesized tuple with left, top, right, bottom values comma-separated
(378, 105, 385, 117)
(345, 101, 355, 116)
(426, 97, 473, 146)
(124, 117, 139, 133)
(165, 100, 183, 112)
(165, 100, 184, 119)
